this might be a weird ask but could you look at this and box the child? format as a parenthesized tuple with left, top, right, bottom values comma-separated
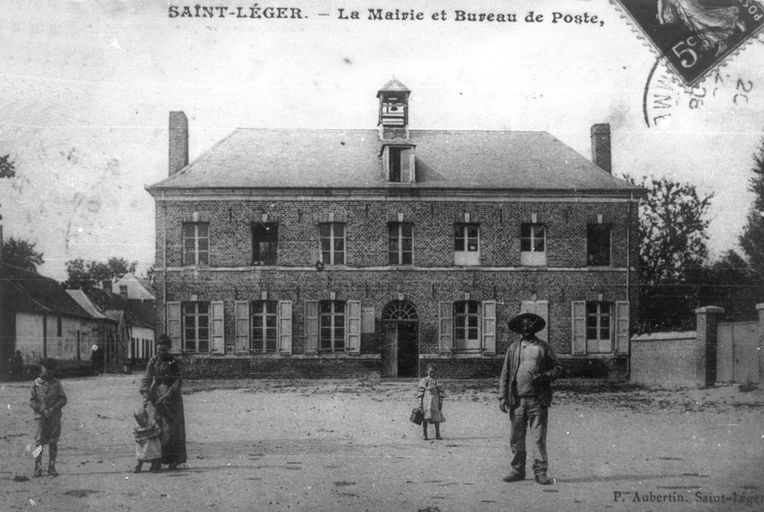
(417, 364, 445, 440)
(133, 401, 162, 473)
(29, 358, 67, 477)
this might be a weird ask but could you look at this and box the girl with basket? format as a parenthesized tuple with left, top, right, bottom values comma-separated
(417, 364, 445, 440)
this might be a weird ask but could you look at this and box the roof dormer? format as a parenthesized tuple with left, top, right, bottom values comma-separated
(380, 142, 416, 183)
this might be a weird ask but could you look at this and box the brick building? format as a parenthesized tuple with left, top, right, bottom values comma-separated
(146, 79, 643, 379)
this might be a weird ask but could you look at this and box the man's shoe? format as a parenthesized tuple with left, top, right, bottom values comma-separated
(534, 473, 553, 485)
(502, 472, 525, 482)
(47, 465, 59, 477)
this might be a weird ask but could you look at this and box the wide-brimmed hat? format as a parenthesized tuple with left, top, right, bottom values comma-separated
(507, 313, 546, 334)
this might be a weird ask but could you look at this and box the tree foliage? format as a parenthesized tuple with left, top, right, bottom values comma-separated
(64, 257, 138, 289)
(739, 140, 764, 280)
(626, 175, 714, 331)
(0, 154, 15, 179)
(1, 237, 44, 272)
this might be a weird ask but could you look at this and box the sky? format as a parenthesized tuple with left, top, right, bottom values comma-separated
(0, 0, 762, 281)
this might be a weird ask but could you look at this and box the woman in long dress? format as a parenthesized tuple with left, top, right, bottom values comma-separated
(140, 335, 187, 469)
(657, 0, 746, 55)
(417, 364, 445, 440)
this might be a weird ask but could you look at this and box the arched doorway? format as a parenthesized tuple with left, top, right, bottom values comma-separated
(381, 300, 419, 378)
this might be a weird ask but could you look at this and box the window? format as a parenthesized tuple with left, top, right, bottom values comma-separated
(453, 301, 480, 352)
(320, 223, 345, 265)
(253, 223, 278, 265)
(388, 222, 413, 265)
(119, 285, 128, 299)
(183, 223, 209, 266)
(520, 224, 547, 266)
(454, 224, 480, 266)
(251, 301, 278, 353)
(388, 147, 413, 182)
(183, 302, 210, 353)
(586, 302, 613, 353)
(319, 300, 345, 352)
(587, 224, 611, 266)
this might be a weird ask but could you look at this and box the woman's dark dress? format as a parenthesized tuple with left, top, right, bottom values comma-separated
(140, 354, 187, 466)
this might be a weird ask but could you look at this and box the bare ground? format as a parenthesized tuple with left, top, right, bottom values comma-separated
(1, 376, 763, 512)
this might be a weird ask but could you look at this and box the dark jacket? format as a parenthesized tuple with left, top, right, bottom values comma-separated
(499, 335, 563, 407)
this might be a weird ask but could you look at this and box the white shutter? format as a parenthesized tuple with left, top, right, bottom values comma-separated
(211, 301, 225, 353)
(234, 300, 250, 354)
(615, 301, 630, 355)
(481, 300, 496, 355)
(346, 300, 361, 354)
(166, 302, 181, 351)
(305, 300, 318, 354)
(439, 301, 453, 354)
(520, 300, 549, 342)
(571, 301, 587, 355)
(278, 300, 293, 355)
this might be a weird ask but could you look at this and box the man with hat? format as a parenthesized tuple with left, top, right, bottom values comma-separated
(499, 312, 563, 485)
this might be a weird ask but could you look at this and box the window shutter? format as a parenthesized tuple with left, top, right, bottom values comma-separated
(346, 300, 361, 354)
(166, 301, 181, 351)
(481, 300, 496, 355)
(211, 301, 225, 353)
(400, 148, 412, 182)
(278, 300, 293, 355)
(571, 301, 587, 355)
(234, 300, 249, 354)
(439, 301, 453, 354)
(615, 301, 630, 355)
(305, 300, 318, 355)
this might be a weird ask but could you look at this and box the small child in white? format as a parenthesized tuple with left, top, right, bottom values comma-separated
(133, 402, 162, 473)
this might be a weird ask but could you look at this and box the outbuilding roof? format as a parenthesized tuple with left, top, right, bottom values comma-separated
(147, 129, 640, 195)
(0, 263, 92, 319)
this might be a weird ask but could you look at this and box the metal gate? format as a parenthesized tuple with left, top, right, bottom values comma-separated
(717, 321, 760, 384)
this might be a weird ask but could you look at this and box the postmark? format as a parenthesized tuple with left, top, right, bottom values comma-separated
(643, 57, 758, 127)
(615, 0, 764, 85)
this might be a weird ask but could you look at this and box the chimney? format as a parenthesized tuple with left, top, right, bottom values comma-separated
(590, 123, 611, 173)
(102, 280, 112, 293)
(169, 111, 189, 176)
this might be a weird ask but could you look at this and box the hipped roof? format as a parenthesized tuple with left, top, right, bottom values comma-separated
(147, 129, 642, 196)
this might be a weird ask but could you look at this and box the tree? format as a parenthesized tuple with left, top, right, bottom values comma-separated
(738, 140, 764, 280)
(626, 175, 714, 331)
(0, 154, 15, 179)
(1, 237, 44, 272)
(64, 257, 138, 289)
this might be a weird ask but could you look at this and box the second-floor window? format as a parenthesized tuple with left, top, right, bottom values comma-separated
(320, 223, 345, 265)
(253, 223, 278, 265)
(251, 300, 278, 353)
(183, 222, 209, 266)
(319, 300, 345, 352)
(183, 302, 209, 353)
(520, 223, 547, 266)
(587, 224, 611, 266)
(454, 223, 480, 266)
(388, 222, 413, 265)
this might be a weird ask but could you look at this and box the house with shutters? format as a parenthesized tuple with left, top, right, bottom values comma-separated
(146, 79, 643, 379)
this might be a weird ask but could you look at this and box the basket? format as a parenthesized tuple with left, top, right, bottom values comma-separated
(409, 407, 423, 425)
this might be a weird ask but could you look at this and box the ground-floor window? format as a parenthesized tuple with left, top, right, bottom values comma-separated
(251, 300, 278, 353)
(439, 299, 496, 354)
(572, 300, 630, 355)
(320, 300, 346, 352)
(183, 302, 210, 353)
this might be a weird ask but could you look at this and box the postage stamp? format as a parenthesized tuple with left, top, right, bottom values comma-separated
(614, 0, 764, 85)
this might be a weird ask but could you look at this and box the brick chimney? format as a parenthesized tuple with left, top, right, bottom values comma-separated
(169, 111, 189, 176)
(590, 123, 611, 173)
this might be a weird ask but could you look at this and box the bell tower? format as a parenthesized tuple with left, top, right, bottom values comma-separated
(377, 78, 410, 140)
